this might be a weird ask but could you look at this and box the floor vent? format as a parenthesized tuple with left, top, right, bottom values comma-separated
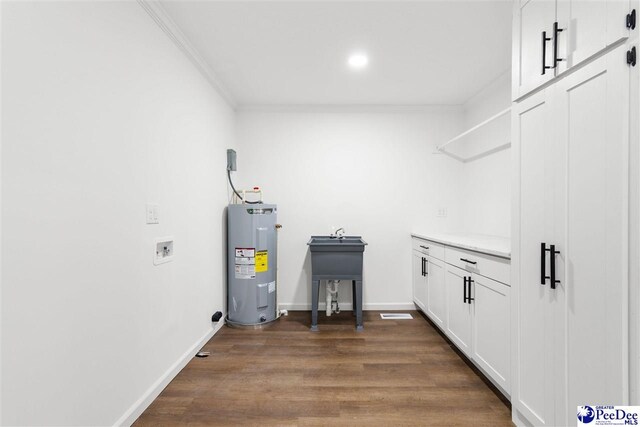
(380, 313, 413, 320)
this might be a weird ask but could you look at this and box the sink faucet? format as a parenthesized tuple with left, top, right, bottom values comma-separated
(331, 227, 345, 239)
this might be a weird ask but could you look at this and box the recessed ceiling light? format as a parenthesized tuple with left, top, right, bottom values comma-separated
(348, 53, 368, 69)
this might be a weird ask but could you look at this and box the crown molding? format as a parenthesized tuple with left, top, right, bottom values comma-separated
(138, 0, 236, 109)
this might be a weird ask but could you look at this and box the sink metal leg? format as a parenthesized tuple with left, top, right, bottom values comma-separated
(355, 280, 363, 331)
(352, 280, 356, 317)
(311, 279, 320, 331)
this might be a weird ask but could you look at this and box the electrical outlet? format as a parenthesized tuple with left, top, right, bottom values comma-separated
(146, 204, 159, 224)
(437, 207, 448, 218)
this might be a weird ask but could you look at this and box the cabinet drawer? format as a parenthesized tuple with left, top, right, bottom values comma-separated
(444, 246, 510, 285)
(412, 238, 445, 261)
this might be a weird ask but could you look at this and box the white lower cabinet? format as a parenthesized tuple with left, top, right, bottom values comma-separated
(425, 255, 446, 329)
(411, 236, 511, 396)
(472, 274, 511, 394)
(445, 264, 473, 357)
(411, 250, 427, 311)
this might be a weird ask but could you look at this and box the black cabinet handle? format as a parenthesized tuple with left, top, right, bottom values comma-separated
(541, 242, 546, 285)
(467, 278, 474, 304)
(627, 46, 637, 66)
(421, 257, 425, 276)
(420, 245, 429, 250)
(463, 276, 468, 303)
(627, 9, 636, 29)
(460, 258, 477, 265)
(549, 244, 559, 289)
(542, 31, 552, 75)
(541, 243, 561, 288)
(553, 22, 565, 67)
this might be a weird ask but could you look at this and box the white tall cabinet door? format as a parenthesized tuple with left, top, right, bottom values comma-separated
(473, 274, 511, 394)
(513, 0, 556, 99)
(553, 44, 630, 425)
(445, 264, 473, 357)
(512, 89, 557, 426)
(426, 256, 446, 328)
(412, 251, 427, 311)
(556, 0, 629, 73)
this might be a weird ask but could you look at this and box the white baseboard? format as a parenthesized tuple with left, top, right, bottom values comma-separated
(114, 317, 226, 426)
(279, 302, 415, 311)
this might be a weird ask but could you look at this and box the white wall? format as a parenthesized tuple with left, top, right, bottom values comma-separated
(0, 1, 3, 422)
(235, 107, 464, 310)
(1, 2, 233, 425)
(457, 72, 511, 237)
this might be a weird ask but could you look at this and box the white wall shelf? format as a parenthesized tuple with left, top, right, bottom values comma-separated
(435, 107, 511, 162)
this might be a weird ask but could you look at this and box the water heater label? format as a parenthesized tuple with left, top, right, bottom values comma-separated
(235, 248, 255, 258)
(255, 250, 268, 273)
(235, 264, 255, 279)
(235, 247, 256, 279)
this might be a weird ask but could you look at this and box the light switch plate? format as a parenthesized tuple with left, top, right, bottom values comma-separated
(146, 204, 159, 224)
(437, 207, 448, 218)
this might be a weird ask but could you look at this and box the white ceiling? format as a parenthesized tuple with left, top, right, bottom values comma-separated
(160, 1, 512, 106)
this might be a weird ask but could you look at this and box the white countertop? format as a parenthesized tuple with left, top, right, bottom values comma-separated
(411, 231, 511, 259)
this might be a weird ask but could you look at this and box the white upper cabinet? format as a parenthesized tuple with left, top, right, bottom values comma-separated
(556, 0, 629, 74)
(513, 0, 631, 100)
(513, 0, 557, 99)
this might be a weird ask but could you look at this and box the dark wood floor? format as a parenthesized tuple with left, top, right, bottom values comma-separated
(135, 310, 512, 426)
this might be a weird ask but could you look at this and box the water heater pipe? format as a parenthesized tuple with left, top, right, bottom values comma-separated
(275, 223, 286, 318)
(232, 187, 263, 205)
(227, 169, 262, 204)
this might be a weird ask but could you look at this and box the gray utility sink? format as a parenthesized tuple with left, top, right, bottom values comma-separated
(308, 235, 367, 247)
(307, 236, 367, 331)
(307, 236, 367, 276)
